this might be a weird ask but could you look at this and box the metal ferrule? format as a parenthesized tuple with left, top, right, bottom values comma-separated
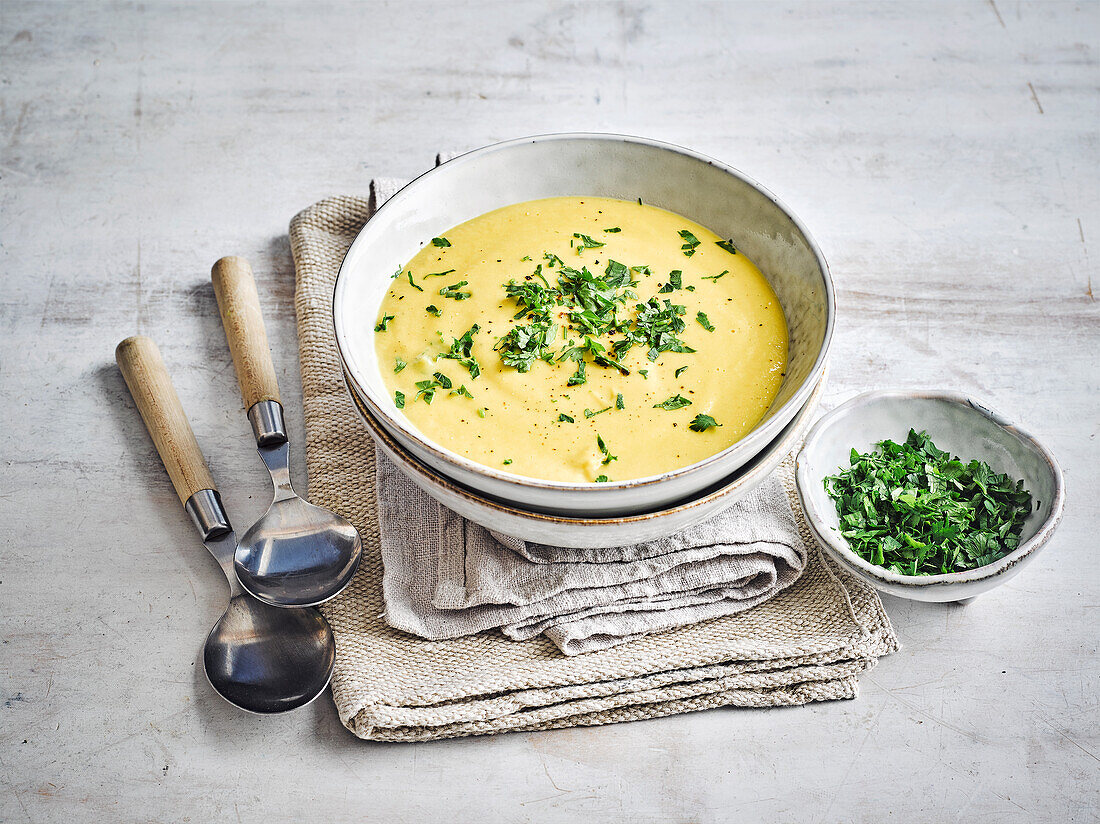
(185, 489, 232, 540)
(247, 399, 288, 446)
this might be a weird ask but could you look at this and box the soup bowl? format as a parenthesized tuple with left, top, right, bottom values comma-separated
(334, 133, 833, 516)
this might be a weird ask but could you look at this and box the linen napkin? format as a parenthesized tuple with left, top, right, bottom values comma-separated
(290, 175, 898, 742)
(380, 463, 810, 656)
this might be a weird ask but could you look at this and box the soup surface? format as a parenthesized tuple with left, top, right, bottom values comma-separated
(374, 196, 787, 483)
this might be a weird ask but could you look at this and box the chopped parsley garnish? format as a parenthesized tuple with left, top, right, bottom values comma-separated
(374, 314, 395, 332)
(567, 358, 587, 386)
(440, 281, 471, 300)
(584, 406, 612, 418)
(503, 458, 513, 465)
(616, 393, 625, 410)
(414, 379, 438, 404)
(639, 369, 649, 379)
(407, 271, 423, 291)
(438, 324, 481, 379)
(595, 475, 609, 483)
(626, 297, 695, 361)
(657, 270, 683, 293)
(424, 269, 455, 278)
(572, 232, 605, 251)
(496, 320, 556, 372)
(824, 430, 1033, 575)
(426, 304, 442, 317)
(603, 227, 621, 233)
(394, 390, 405, 408)
(557, 413, 574, 423)
(689, 414, 721, 432)
(451, 385, 474, 399)
(596, 433, 617, 465)
(431, 371, 452, 390)
(696, 311, 715, 332)
(653, 394, 692, 411)
(716, 239, 738, 255)
(477, 407, 487, 418)
(701, 270, 729, 283)
(431, 237, 451, 247)
(675, 365, 688, 378)
(394, 357, 406, 373)
(678, 229, 701, 257)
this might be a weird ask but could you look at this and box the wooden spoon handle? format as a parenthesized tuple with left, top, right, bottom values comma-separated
(115, 335, 217, 505)
(211, 256, 281, 410)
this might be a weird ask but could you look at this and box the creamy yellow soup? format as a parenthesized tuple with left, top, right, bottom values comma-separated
(375, 196, 787, 483)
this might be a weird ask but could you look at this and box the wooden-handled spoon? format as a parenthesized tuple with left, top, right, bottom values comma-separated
(211, 256, 362, 607)
(116, 335, 335, 713)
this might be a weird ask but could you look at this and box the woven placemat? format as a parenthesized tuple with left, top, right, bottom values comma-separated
(290, 182, 898, 742)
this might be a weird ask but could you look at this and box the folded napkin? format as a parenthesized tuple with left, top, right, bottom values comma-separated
(290, 174, 898, 742)
(381, 461, 809, 655)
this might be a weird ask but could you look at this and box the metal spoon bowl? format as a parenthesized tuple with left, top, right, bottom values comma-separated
(205, 593, 335, 714)
(232, 427, 361, 607)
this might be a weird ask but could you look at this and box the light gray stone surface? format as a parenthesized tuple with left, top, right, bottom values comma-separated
(1, 1, 1097, 821)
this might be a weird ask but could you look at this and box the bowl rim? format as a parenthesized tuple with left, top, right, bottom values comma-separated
(333, 131, 835, 493)
(794, 389, 1065, 588)
(352, 370, 826, 526)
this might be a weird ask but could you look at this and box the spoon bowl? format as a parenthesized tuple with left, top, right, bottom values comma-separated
(204, 593, 336, 714)
(235, 469, 362, 607)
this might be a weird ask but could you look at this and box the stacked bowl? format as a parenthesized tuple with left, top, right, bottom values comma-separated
(333, 134, 834, 548)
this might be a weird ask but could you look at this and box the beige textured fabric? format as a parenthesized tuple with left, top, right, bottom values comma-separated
(290, 183, 898, 742)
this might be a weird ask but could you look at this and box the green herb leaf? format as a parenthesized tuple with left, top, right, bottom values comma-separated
(596, 433, 617, 465)
(567, 358, 587, 386)
(414, 379, 437, 404)
(689, 414, 721, 432)
(595, 474, 609, 483)
(658, 270, 683, 293)
(675, 365, 688, 378)
(503, 458, 513, 465)
(701, 270, 729, 283)
(696, 311, 715, 332)
(374, 314, 395, 332)
(653, 394, 692, 411)
(426, 304, 442, 317)
(584, 406, 612, 418)
(407, 271, 423, 291)
(716, 239, 738, 255)
(431, 237, 451, 248)
(394, 357, 407, 373)
(451, 385, 474, 399)
(616, 393, 625, 410)
(603, 227, 621, 233)
(477, 407, 487, 418)
(394, 390, 405, 408)
(432, 371, 452, 390)
(639, 369, 649, 379)
(424, 269, 456, 278)
(557, 413, 574, 423)
(438, 323, 481, 379)
(440, 281, 471, 300)
(573, 232, 605, 252)
(678, 229, 701, 257)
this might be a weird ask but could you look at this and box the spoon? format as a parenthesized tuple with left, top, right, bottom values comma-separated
(116, 336, 336, 713)
(211, 256, 362, 608)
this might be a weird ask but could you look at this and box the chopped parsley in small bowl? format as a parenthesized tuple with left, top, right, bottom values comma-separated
(795, 391, 1064, 603)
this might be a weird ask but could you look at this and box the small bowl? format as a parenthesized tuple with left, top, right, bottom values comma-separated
(334, 133, 833, 516)
(795, 390, 1064, 602)
(351, 375, 824, 548)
